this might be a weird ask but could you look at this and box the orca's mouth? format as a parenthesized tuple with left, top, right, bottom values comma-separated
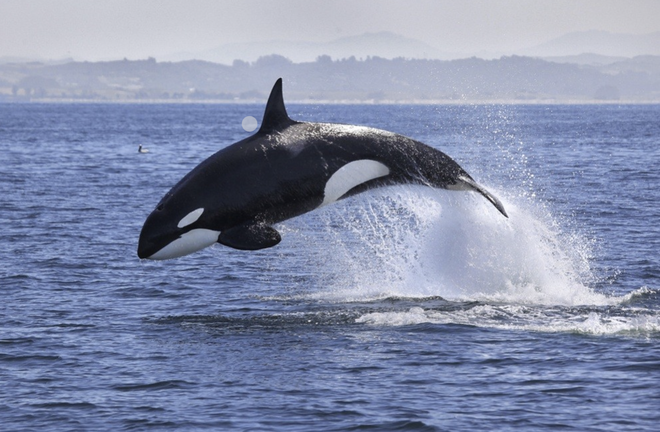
(137, 228, 178, 260)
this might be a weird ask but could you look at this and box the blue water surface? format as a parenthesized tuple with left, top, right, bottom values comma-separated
(1, 102, 659, 431)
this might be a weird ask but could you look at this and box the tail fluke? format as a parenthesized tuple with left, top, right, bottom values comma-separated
(457, 176, 508, 218)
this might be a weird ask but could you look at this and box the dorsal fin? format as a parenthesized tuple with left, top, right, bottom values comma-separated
(259, 78, 295, 133)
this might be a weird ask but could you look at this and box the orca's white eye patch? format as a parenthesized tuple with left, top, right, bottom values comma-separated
(177, 208, 205, 228)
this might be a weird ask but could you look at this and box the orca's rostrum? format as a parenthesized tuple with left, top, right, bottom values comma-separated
(138, 79, 507, 260)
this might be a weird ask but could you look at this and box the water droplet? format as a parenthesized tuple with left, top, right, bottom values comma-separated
(242, 116, 258, 132)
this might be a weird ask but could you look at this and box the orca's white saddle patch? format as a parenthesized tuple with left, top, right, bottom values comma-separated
(321, 160, 390, 207)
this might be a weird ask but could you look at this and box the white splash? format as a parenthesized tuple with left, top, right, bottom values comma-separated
(288, 185, 616, 307)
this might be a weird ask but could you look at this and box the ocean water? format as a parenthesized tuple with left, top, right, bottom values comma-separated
(1, 102, 659, 431)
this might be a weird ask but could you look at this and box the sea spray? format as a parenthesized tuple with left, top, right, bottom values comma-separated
(278, 184, 613, 306)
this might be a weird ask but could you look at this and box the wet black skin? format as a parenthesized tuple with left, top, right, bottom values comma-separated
(137, 78, 506, 258)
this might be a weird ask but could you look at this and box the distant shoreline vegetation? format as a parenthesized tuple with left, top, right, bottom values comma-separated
(1, 54, 659, 103)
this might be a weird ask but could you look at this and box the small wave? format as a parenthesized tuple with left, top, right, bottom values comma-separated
(112, 380, 196, 392)
(30, 401, 97, 409)
(618, 286, 659, 302)
(356, 304, 660, 336)
(0, 354, 62, 363)
(155, 297, 660, 337)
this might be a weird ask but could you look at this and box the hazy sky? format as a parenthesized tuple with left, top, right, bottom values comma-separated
(2, 0, 659, 61)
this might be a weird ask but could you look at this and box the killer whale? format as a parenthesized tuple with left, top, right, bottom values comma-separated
(137, 78, 507, 260)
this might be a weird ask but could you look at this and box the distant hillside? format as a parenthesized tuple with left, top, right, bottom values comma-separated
(521, 31, 660, 58)
(164, 32, 452, 64)
(163, 30, 660, 65)
(540, 54, 629, 66)
(1, 54, 659, 103)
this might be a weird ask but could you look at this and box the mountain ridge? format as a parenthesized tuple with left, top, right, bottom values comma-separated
(160, 30, 660, 64)
(2, 54, 659, 103)
(520, 30, 660, 58)
(163, 31, 454, 64)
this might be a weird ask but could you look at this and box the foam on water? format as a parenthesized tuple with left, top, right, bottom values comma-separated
(355, 302, 660, 335)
